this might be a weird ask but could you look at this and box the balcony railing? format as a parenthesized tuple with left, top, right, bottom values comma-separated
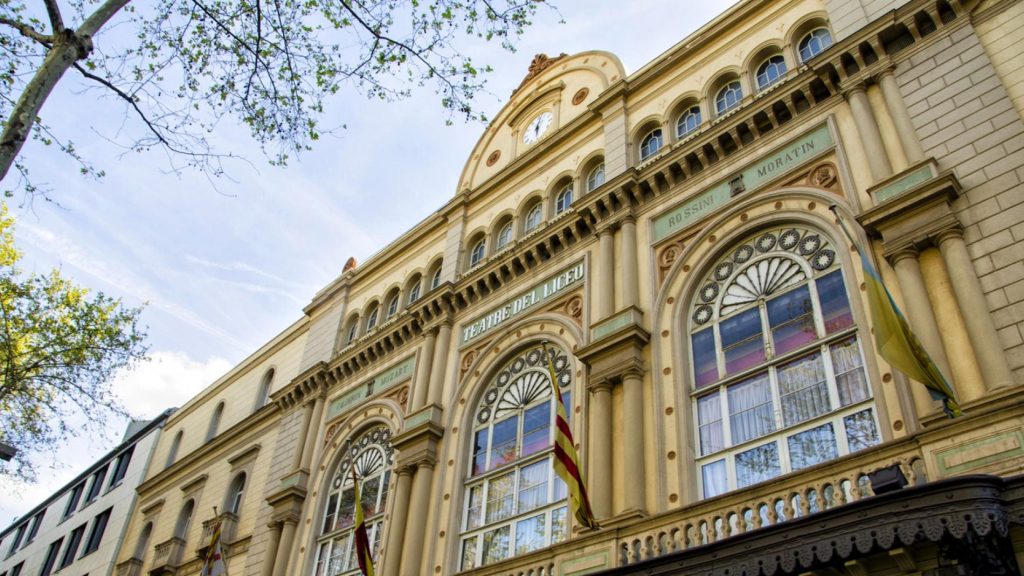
(151, 537, 186, 571)
(114, 558, 143, 576)
(197, 512, 239, 557)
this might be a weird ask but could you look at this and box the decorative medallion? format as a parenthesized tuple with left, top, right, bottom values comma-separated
(572, 88, 589, 105)
(486, 150, 501, 167)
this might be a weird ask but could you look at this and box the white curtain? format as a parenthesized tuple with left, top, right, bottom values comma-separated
(777, 353, 829, 426)
(728, 374, 775, 444)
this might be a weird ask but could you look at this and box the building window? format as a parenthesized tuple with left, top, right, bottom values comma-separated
(385, 294, 400, 319)
(523, 204, 543, 234)
(799, 28, 833, 62)
(226, 473, 247, 515)
(24, 510, 44, 545)
(469, 238, 486, 268)
(430, 265, 443, 290)
(81, 508, 112, 556)
(6, 524, 25, 556)
(206, 402, 224, 441)
(689, 227, 879, 499)
(586, 163, 605, 192)
(83, 465, 108, 505)
(755, 54, 787, 90)
(8, 562, 22, 576)
(554, 184, 573, 215)
(345, 319, 359, 345)
(175, 499, 195, 542)
(39, 538, 62, 576)
(639, 128, 663, 161)
(495, 222, 513, 252)
(676, 106, 702, 139)
(460, 344, 572, 569)
(314, 425, 394, 576)
(715, 81, 743, 115)
(165, 430, 183, 469)
(109, 446, 134, 488)
(407, 279, 422, 304)
(62, 481, 86, 520)
(59, 524, 85, 569)
(366, 306, 379, 331)
(255, 369, 274, 411)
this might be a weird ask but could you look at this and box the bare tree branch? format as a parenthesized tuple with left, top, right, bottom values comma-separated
(0, 17, 54, 46)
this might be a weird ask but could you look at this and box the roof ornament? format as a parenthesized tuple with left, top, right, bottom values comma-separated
(343, 257, 358, 272)
(512, 53, 569, 94)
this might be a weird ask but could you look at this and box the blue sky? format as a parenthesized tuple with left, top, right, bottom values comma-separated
(0, 0, 737, 522)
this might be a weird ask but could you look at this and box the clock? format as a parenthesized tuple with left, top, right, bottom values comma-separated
(522, 111, 553, 145)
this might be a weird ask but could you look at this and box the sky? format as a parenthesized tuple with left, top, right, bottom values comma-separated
(0, 0, 738, 523)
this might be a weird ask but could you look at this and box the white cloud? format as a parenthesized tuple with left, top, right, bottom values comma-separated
(113, 350, 233, 419)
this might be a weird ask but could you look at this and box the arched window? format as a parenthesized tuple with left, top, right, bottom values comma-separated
(314, 426, 394, 576)
(165, 430, 183, 469)
(554, 184, 573, 215)
(255, 369, 274, 411)
(469, 238, 487, 268)
(407, 277, 422, 304)
(495, 222, 513, 252)
(365, 305, 379, 331)
(755, 55, 787, 90)
(133, 522, 153, 562)
(688, 227, 879, 499)
(586, 163, 605, 192)
(715, 81, 743, 115)
(175, 499, 195, 541)
(799, 28, 833, 63)
(676, 105, 702, 139)
(385, 294, 400, 319)
(523, 204, 543, 234)
(639, 128, 663, 161)
(226, 473, 246, 515)
(345, 316, 360, 345)
(430, 266, 443, 290)
(460, 344, 572, 569)
(206, 402, 224, 441)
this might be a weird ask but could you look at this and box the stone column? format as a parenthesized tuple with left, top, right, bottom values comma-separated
(412, 330, 437, 411)
(427, 323, 452, 407)
(877, 69, 925, 164)
(259, 521, 283, 576)
(291, 402, 315, 471)
(937, 228, 1015, 389)
(588, 381, 613, 519)
(272, 517, 298, 576)
(382, 467, 414, 576)
(299, 395, 325, 471)
(889, 249, 954, 414)
(620, 217, 639, 309)
(621, 369, 646, 513)
(400, 462, 435, 576)
(597, 228, 615, 319)
(845, 84, 893, 183)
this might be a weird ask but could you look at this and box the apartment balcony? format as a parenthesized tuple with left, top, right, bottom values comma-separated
(458, 437, 1024, 576)
(197, 512, 239, 558)
(114, 558, 143, 576)
(149, 537, 186, 575)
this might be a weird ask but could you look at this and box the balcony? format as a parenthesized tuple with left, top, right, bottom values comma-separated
(149, 537, 185, 575)
(114, 558, 143, 576)
(197, 512, 238, 558)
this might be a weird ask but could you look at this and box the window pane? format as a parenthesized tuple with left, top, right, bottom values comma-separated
(472, 429, 488, 476)
(361, 475, 381, 516)
(844, 409, 880, 452)
(787, 423, 838, 470)
(322, 493, 338, 534)
(777, 352, 830, 427)
(551, 507, 568, 544)
(697, 394, 724, 455)
(552, 473, 567, 502)
(831, 337, 869, 406)
(329, 535, 348, 575)
(735, 442, 781, 488)
(517, 461, 549, 513)
(702, 460, 728, 498)
(721, 308, 765, 374)
(490, 417, 518, 470)
(767, 285, 817, 355)
(485, 472, 515, 523)
(461, 537, 478, 571)
(692, 328, 719, 388)
(521, 403, 551, 457)
(482, 525, 510, 565)
(728, 373, 775, 444)
(466, 485, 484, 530)
(515, 514, 547, 555)
(818, 270, 853, 333)
(335, 487, 355, 530)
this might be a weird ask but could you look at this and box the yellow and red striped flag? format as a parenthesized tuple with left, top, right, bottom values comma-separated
(351, 467, 376, 576)
(543, 342, 599, 530)
(200, 516, 227, 576)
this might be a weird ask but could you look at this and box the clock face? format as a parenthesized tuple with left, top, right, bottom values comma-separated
(523, 112, 553, 144)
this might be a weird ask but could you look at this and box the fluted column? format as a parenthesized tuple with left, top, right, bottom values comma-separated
(291, 401, 315, 470)
(400, 462, 435, 576)
(845, 84, 893, 183)
(299, 395, 325, 471)
(937, 228, 1015, 389)
(597, 228, 615, 319)
(878, 69, 925, 164)
(621, 369, 646, 513)
(889, 249, 954, 414)
(382, 467, 414, 576)
(272, 518, 298, 576)
(427, 322, 452, 407)
(259, 521, 283, 576)
(588, 381, 613, 519)
(620, 217, 639, 308)
(412, 330, 437, 410)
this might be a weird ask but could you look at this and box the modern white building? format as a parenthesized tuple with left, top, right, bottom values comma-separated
(0, 411, 172, 576)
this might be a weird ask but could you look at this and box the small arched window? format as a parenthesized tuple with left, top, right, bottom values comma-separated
(715, 81, 743, 115)
(385, 294, 400, 319)
(166, 430, 183, 469)
(175, 499, 195, 541)
(430, 266, 443, 290)
(495, 222, 513, 252)
(366, 305, 379, 331)
(226, 473, 246, 515)
(799, 28, 833, 62)
(345, 317, 360, 345)
(524, 204, 543, 234)
(639, 128, 663, 161)
(755, 55, 787, 90)
(469, 238, 487, 268)
(206, 402, 224, 441)
(133, 522, 153, 562)
(554, 184, 573, 215)
(676, 106, 702, 139)
(407, 279, 422, 304)
(255, 369, 274, 411)
(586, 163, 605, 192)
